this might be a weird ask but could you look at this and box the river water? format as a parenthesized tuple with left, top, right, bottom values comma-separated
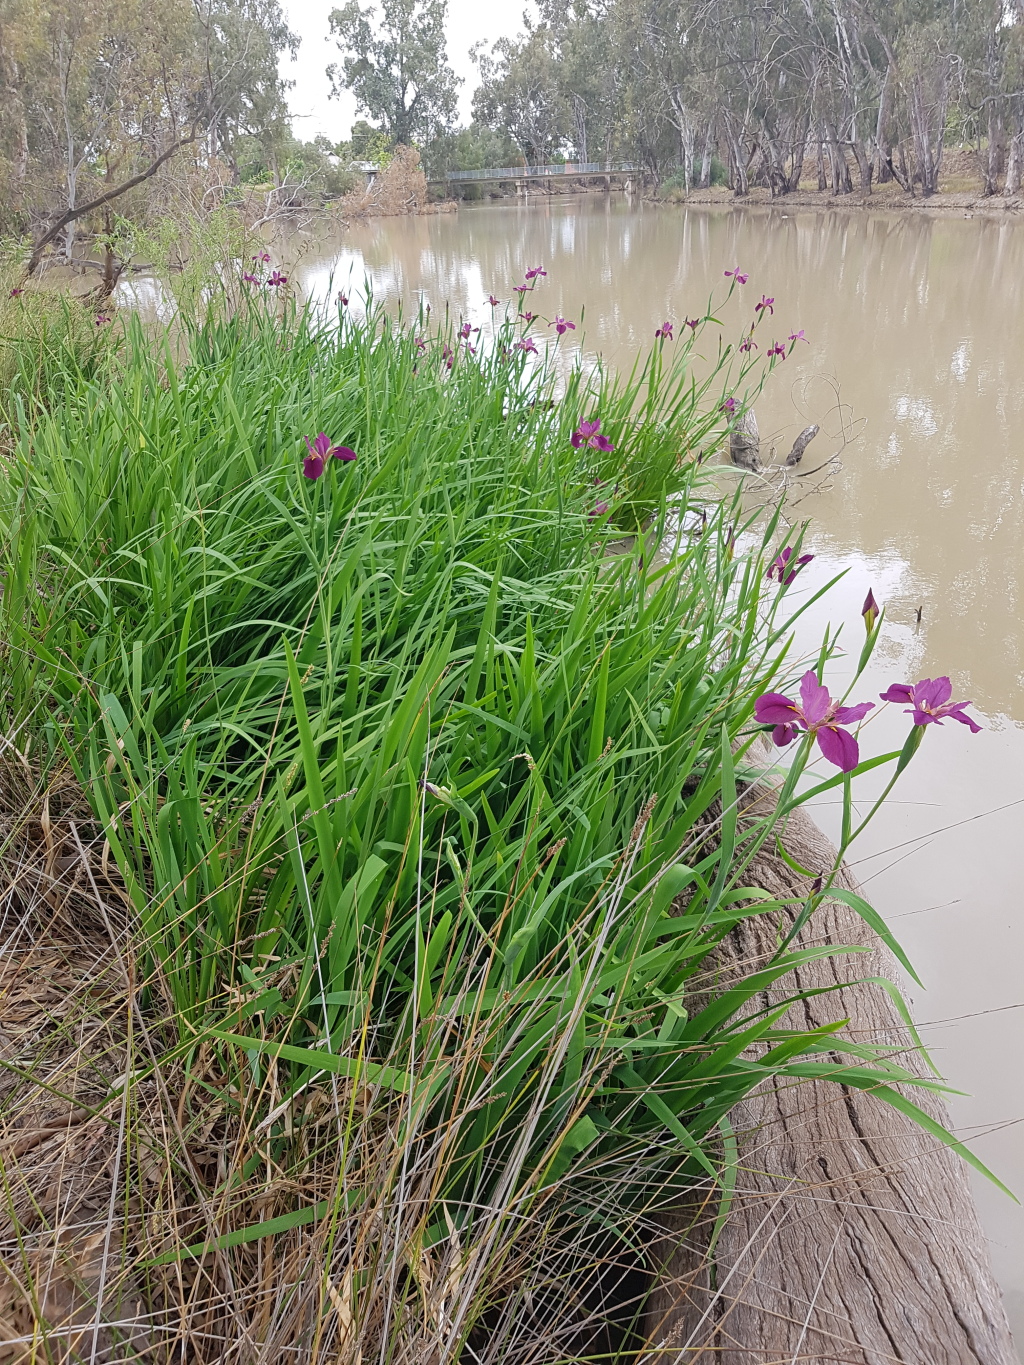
(279, 196, 1024, 1341)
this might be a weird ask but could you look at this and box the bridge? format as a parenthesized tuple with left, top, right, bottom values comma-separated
(436, 162, 638, 187)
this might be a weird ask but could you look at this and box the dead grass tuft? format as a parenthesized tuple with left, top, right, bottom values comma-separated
(0, 749, 659, 1363)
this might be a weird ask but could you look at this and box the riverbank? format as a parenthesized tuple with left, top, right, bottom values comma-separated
(3, 279, 1007, 1358)
(673, 182, 1024, 217)
(282, 195, 1024, 1345)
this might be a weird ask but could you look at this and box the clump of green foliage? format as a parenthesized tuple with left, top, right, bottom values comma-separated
(0, 293, 981, 1360)
(0, 273, 116, 425)
(660, 158, 729, 199)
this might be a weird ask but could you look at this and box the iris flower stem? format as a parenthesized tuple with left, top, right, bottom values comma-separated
(846, 733, 921, 846)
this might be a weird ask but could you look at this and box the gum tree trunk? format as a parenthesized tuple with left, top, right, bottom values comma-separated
(645, 786, 1017, 1365)
(1006, 114, 1024, 196)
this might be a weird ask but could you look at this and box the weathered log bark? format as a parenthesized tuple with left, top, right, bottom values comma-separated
(729, 409, 760, 472)
(645, 783, 1017, 1364)
(785, 424, 819, 467)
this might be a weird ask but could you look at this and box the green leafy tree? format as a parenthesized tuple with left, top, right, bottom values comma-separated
(199, 0, 299, 182)
(327, 0, 459, 147)
(471, 25, 569, 164)
(348, 118, 380, 159)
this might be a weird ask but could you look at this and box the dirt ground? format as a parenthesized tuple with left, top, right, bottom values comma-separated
(672, 147, 1024, 217)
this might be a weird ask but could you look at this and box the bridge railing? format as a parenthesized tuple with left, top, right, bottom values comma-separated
(444, 163, 635, 182)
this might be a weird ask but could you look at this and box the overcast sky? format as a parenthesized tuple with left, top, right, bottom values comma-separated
(278, 0, 531, 142)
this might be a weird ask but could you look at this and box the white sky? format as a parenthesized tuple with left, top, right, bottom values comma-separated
(278, 0, 531, 142)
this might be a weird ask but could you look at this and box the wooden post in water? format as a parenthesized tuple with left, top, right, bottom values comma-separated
(644, 777, 1018, 1365)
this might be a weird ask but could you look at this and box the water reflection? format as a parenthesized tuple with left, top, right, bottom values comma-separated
(287, 201, 1024, 718)
(280, 199, 1024, 1342)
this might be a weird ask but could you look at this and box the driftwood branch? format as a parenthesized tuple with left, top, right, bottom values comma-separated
(26, 132, 197, 275)
(644, 772, 1016, 1364)
(785, 422, 819, 465)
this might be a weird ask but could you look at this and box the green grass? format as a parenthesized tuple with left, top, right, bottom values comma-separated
(0, 292, 978, 1359)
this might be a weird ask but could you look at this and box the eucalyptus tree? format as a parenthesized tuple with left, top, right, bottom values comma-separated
(465, 0, 1023, 197)
(198, 0, 299, 181)
(471, 24, 570, 165)
(328, 0, 460, 148)
(1, 0, 201, 258)
(534, 0, 623, 165)
(0, 0, 302, 259)
(1004, 13, 1024, 194)
(610, 0, 716, 183)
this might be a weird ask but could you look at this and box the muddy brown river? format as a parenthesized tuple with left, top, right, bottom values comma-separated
(274, 196, 1024, 1341)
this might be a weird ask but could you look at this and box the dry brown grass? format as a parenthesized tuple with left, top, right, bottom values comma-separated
(0, 748, 661, 1364)
(339, 147, 455, 219)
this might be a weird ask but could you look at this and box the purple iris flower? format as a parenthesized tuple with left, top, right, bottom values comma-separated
(459, 322, 479, 339)
(788, 329, 807, 343)
(571, 419, 614, 452)
(515, 337, 538, 355)
(9, 287, 23, 298)
(442, 344, 454, 369)
(521, 310, 536, 323)
(755, 295, 774, 314)
(95, 314, 111, 325)
(767, 342, 787, 359)
(879, 678, 982, 733)
(337, 292, 349, 306)
(755, 671, 874, 772)
(720, 397, 737, 415)
(685, 318, 700, 330)
(253, 251, 271, 264)
(486, 295, 500, 306)
(767, 546, 813, 585)
(242, 272, 259, 284)
(656, 322, 674, 339)
(268, 271, 287, 287)
(589, 500, 610, 519)
(525, 266, 547, 280)
(303, 433, 356, 479)
(514, 284, 532, 295)
(862, 589, 879, 634)
(724, 268, 748, 284)
(551, 315, 575, 335)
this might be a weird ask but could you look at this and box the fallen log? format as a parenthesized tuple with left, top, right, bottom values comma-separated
(644, 779, 1018, 1364)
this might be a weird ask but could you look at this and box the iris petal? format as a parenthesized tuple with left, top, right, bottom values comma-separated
(947, 705, 983, 734)
(879, 683, 914, 704)
(833, 701, 874, 724)
(754, 692, 799, 725)
(816, 724, 858, 771)
(798, 671, 831, 725)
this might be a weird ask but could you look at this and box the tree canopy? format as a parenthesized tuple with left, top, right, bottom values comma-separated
(468, 0, 1024, 196)
(327, 0, 460, 147)
(0, 0, 305, 250)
